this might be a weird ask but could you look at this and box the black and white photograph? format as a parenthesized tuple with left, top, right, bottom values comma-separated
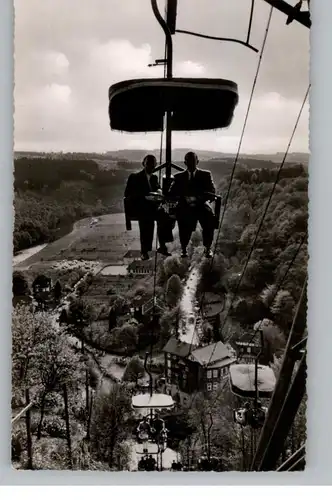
(12, 0, 309, 472)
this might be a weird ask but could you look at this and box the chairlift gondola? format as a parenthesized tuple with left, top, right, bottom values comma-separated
(229, 363, 276, 399)
(234, 401, 268, 429)
(124, 189, 222, 232)
(109, 0, 239, 240)
(132, 352, 174, 463)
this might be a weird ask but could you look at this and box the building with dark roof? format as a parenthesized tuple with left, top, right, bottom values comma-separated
(235, 332, 261, 364)
(163, 336, 236, 394)
(127, 259, 155, 275)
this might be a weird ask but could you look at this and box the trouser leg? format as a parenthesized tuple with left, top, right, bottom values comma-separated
(177, 210, 197, 250)
(198, 206, 215, 249)
(156, 208, 174, 245)
(138, 218, 154, 254)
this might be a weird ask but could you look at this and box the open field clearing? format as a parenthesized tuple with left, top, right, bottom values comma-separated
(13, 213, 141, 268)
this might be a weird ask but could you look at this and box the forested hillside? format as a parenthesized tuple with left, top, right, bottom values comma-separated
(13, 158, 131, 253)
(198, 162, 308, 346)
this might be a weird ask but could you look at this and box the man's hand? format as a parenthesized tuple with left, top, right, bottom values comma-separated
(145, 192, 164, 202)
(185, 196, 197, 205)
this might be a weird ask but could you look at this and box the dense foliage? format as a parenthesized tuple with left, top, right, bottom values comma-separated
(198, 162, 308, 346)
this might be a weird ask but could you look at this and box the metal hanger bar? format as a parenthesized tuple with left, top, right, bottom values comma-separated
(175, 29, 259, 53)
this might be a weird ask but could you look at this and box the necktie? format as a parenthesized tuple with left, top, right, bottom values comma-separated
(189, 172, 195, 196)
(190, 172, 196, 185)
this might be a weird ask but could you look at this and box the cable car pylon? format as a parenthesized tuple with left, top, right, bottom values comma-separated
(251, 277, 308, 471)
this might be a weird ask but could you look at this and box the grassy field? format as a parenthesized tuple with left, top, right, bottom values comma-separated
(60, 213, 142, 263)
(14, 213, 142, 269)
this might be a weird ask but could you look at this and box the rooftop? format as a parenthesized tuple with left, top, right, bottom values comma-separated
(163, 337, 192, 358)
(128, 259, 156, 271)
(189, 341, 234, 366)
(235, 332, 261, 346)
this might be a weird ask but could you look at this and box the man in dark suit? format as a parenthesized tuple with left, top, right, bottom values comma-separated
(124, 155, 173, 260)
(168, 151, 216, 258)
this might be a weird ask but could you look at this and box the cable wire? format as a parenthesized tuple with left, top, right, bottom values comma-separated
(186, 5, 274, 354)
(219, 84, 310, 338)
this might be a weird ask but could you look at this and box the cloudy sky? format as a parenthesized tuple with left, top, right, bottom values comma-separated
(14, 0, 310, 153)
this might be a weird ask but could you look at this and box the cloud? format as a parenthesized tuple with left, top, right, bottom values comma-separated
(43, 51, 70, 75)
(42, 83, 72, 104)
(174, 60, 205, 76)
(89, 39, 154, 77)
(14, 0, 310, 153)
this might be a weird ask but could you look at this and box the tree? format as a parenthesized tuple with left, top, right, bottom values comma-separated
(108, 307, 117, 331)
(12, 304, 50, 395)
(112, 323, 138, 354)
(53, 280, 62, 302)
(110, 295, 128, 315)
(59, 308, 68, 324)
(260, 284, 277, 309)
(122, 356, 145, 385)
(254, 318, 285, 364)
(90, 383, 132, 469)
(200, 321, 214, 345)
(67, 299, 93, 337)
(33, 329, 81, 439)
(271, 290, 296, 332)
(12, 304, 82, 441)
(160, 305, 182, 342)
(163, 255, 187, 281)
(166, 274, 183, 307)
(12, 271, 30, 298)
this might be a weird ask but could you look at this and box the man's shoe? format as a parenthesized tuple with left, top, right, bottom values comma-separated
(181, 249, 188, 258)
(157, 247, 171, 257)
(204, 248, 213, 258)
(141, 253, 149, 261)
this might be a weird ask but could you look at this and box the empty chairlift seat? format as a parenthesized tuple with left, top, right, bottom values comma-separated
(229, 363, 276, 399)
(132, 393, 175, 410)
(108, 78, 239, 132)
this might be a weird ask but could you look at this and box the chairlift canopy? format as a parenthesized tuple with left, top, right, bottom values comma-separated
(109, 78, 239, 132)
(132, 393, 175, 409)
(229, 363, 276, 399)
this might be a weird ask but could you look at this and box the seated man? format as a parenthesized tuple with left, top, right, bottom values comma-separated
(168, 151, 216, 258)
(124, 154, 173, 260)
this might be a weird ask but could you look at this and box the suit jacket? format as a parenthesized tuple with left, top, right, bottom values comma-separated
(168, 168, 216, 201)
(124, 169, 161, 218)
